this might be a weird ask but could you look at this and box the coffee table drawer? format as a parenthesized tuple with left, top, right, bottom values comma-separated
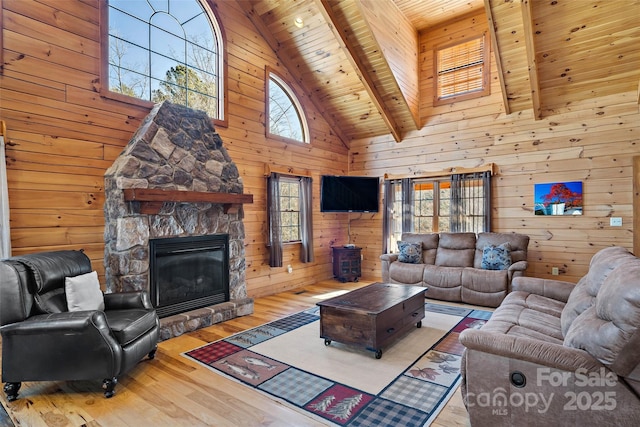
(403, 294, 425, 326)
(319, 307, 376, 348)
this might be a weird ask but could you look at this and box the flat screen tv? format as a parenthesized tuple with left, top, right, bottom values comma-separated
(320, 175, 380, 213)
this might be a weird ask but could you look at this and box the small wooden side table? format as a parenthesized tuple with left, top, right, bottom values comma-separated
(332, 246, 361, 282)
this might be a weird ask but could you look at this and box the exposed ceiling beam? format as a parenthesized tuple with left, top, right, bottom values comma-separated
(317, 0, 403, 142)
(483, 0, 511, 116)
(237, 1, 351, 149)
(520, 0, 542, 119)
(358, 0, 420, 134)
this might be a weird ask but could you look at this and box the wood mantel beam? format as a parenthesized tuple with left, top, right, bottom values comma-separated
(122, 188, 253, 214)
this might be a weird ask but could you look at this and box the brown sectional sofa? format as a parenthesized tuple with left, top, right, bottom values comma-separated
(460, 246, 640, 425)
(380, 232, 530, 307)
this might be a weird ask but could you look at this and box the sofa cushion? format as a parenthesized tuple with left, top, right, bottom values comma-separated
(423, 264, 463, 287)
(502, 290, 566, 318)
(65, 271, 105, 312)
(481, 308, 564, 344)
(105, 309, 158, 346)
(461, 268, 508, 307)
(561, 246, 636, 336)
(397, 241, 422, 264)
(484, 292, 564, 343)
(480, 242, 511, 270)
(401, 233, 439, 264)
(422, 264, 463, 301)
(435, 232, 476, 267)
(388, 261, 425, 285)
(564, 262, 640, 376)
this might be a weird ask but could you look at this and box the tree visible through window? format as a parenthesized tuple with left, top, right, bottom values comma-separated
(107, 0, 223, 119)
(434, 34, 490, 105)
(413, 180, 451, 233)
(267, 71, 309, 143)
(279, 177, 301, 243)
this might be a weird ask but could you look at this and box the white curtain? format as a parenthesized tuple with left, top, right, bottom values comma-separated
(0, 124, 11, 259)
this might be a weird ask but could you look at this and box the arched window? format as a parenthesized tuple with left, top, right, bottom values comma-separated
(106, 0, 224, 121)
(267, 71, 309, 144)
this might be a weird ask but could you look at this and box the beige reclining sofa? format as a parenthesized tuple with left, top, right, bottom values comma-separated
(380, 232, 530, 307)
(460, 246, 640, 425)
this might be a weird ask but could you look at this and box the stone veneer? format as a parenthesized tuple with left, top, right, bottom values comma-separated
(103, 101, 253, 340)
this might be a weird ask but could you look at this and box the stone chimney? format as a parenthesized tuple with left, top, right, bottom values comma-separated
(103, 101, 253, 339)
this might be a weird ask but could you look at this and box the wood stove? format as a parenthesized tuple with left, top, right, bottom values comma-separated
(149, 234, 229, 318)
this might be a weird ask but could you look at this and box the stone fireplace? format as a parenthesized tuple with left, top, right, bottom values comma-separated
(103, 101, 253, 340)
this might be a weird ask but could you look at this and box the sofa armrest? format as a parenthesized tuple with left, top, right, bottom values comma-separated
(104, 291, 154, 310)
(511, 276, 575, 302)
(1, 311, 113, 337)
(508, 260, 528, 272)
(459, 329, 602, 373)
(380, 253, 399, 282)
(380, 253, 399, 263)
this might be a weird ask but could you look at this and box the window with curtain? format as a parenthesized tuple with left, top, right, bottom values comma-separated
(267, 173, 314, 267)
(434, 34, 490, 106)
(383, 172, 491, 253)
(106, 0, 224, 121)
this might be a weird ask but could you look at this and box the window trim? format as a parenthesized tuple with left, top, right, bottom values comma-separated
(99, 0, 228, 128)
(433, 33, 490, 106)
(265, 67, 310, 145)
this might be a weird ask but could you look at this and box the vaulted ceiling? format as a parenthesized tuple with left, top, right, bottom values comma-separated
(238, 0, 640, 146)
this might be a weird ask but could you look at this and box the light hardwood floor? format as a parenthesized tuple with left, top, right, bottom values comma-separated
(0, 279, 472, 426)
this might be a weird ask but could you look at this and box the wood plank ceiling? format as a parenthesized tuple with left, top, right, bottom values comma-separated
(238, 0, 640, 147)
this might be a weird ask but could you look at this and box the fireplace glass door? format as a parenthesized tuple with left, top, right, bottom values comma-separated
(149, 234, 229, 317)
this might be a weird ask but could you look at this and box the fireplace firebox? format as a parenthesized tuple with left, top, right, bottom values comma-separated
(149, 234, 229, 318)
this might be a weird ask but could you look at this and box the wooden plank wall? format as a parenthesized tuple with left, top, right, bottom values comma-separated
(2, 1, 638, 296)
(349, 10, 640, 283)
(0, 0, 350, 297)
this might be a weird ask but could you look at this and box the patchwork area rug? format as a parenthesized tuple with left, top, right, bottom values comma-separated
(183, 302, 491, 426)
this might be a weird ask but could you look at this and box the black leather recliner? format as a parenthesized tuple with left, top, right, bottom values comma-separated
(0, 250, 159, 400)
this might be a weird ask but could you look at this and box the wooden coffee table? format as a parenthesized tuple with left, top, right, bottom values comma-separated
(316, 282, 426, 359)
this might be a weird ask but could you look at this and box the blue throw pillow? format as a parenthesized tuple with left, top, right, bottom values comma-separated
(398, 241, 422, 264)
(481, 243, 512, 270)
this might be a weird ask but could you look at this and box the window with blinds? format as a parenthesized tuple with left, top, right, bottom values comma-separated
(434, 35, 490, 105)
